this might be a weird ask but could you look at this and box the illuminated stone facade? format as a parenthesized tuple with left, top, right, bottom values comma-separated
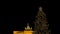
(13, 23, 34, 34)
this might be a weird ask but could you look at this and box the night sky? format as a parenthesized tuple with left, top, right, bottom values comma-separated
(0, 0, 49, 34)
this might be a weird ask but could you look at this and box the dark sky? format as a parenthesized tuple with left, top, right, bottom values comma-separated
(0, 0, 48, 34)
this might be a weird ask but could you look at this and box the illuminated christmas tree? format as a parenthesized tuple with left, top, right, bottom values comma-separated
(33, 6, 51, 34)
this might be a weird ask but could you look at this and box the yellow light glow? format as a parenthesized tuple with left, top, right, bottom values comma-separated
(13, 31, 34, 34)
(24, 31, 33, 34)
(13, 31, 24, 34)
